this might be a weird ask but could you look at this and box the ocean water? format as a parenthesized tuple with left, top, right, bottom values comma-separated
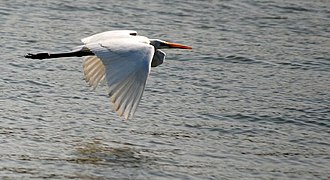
(1, 0, 329, 179)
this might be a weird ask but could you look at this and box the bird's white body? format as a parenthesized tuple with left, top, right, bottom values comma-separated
(81, 30, 155, 119)
(82, 30, 140, 44)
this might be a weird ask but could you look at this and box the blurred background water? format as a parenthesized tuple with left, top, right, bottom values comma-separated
(1, 0, 330, 179)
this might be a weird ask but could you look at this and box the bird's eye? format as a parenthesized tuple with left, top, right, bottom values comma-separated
(130, 32, 137, 36)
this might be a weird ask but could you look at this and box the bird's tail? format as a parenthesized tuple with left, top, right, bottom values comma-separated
(24, 49, 94, 60)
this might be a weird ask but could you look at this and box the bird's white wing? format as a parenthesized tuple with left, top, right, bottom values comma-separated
(81, 30, 138, 89)
(85, 40, 154, 119)
(81, 30, 138, 44)
(83, 55, 106, 89)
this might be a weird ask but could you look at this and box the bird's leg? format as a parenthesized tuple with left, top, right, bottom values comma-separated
(25, 52, 51, 59)
(25, 50, 95, 60)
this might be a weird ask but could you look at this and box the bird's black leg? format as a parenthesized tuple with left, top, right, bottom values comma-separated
(25, 52, 51, 59)
(24, 50, 95, 60)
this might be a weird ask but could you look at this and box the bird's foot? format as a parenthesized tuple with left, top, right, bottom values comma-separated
(24, 53, 50, 59)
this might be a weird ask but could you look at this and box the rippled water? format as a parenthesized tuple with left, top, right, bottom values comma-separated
(1, 0, 330, 179)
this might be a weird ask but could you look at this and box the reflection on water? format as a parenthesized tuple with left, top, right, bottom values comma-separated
(0, 140, 155, 179)
(74, 140, 148, 166)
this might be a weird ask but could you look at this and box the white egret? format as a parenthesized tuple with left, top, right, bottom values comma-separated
(25, 30, 192, 120)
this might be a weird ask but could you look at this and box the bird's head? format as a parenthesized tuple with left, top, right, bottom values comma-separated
(149, 39, 192, 50)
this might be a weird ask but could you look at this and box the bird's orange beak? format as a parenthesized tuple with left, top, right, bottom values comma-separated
(165, 42, 192, 49)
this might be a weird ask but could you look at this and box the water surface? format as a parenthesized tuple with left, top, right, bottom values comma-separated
(1, 0, 329, 179)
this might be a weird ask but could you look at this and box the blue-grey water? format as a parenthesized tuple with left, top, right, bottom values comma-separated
(1, 0, 330, 179)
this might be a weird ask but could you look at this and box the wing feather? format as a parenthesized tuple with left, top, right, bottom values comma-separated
(88, 59, 104, 85)
(85, 40, 154, 119)
(91, 66, 106, 87)
(83, 56, 106, 89)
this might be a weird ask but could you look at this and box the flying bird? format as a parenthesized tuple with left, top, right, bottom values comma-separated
(25, 30, 192, 119)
